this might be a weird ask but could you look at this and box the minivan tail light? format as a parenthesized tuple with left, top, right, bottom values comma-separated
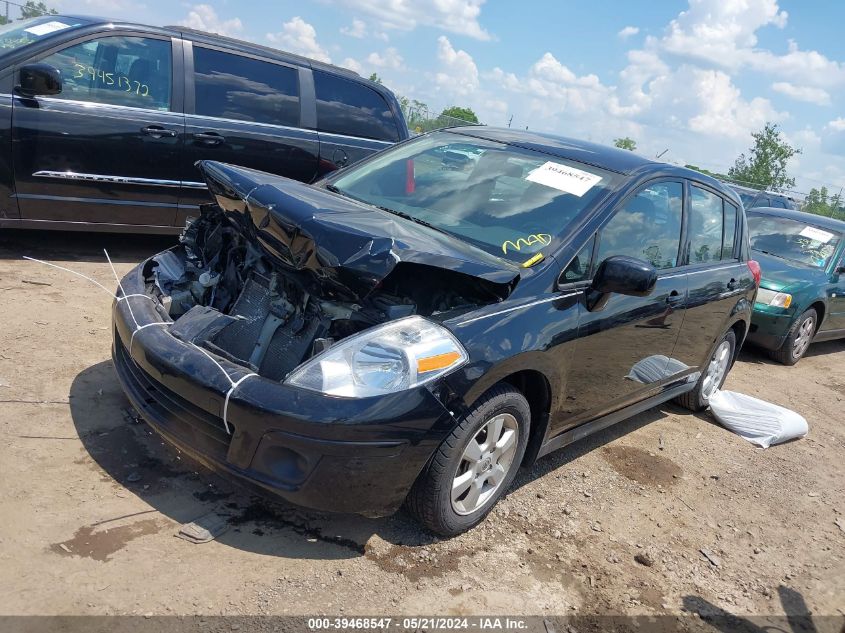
(747, 260, 762, 287)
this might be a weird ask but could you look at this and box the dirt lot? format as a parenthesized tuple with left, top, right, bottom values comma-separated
(0, 230, 843, 624)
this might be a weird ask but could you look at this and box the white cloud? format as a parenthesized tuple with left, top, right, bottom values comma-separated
(179, 4, 243, 37)
(341, 57, 362, 73)
(618, 26, 639, 39)
(828, 118, 845, 132)
(328, 0, 492, 40)
(365, 47, 404, 70)
(267, 17, 331, 63)
(771, 82, 831, 106)
(340, 18, 367, 38)
(434, 36, 480, 96)
(687, 69, 783, 139)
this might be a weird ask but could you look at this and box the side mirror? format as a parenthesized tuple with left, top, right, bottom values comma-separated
(16, 63, 62, 97)
(589, 256, 657, 308)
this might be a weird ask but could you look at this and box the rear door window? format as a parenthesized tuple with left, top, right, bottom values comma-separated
(313, 70, 399, 142)
(689, 186, 726, 264)
(193, 47, 299, 126)
(596, 181, 683, 270)
(38, 35, 171, 110)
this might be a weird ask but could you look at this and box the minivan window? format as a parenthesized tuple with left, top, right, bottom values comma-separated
(38, 35, 171, 110)
(314, 70, 399, 142)
(595, 181, 683, 270)
(0, 16, 88, 52)
(193, 47, 299, 127)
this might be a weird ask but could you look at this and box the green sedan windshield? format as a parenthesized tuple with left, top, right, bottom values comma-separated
(748, 214, 842, 269)
(329, 131, 623, 264)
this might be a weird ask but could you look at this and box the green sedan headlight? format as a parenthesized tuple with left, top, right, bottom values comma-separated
(756, 287, 793, 308)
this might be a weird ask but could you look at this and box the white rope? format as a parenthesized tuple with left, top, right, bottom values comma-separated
(222, 373, 258, 434)
(129, 322, 170, 355)
(103, 248, 138, 329)
(22, 256, 116, 298)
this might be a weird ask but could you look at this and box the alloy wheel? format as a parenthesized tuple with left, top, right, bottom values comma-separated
(701, 340, 732, 401)
(792, 316, 815, 360)
(451, 413, 519, 515)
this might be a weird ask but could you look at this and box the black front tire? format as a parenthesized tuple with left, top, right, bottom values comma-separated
(675, 329, 737, 412)
(405, 384, 530, 536)
(767, 308, 817, 366)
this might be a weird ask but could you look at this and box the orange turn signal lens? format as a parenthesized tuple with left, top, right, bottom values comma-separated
(417, 351, 461, 373)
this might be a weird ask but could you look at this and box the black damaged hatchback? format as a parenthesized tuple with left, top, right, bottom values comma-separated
(112, 128, 760, 535)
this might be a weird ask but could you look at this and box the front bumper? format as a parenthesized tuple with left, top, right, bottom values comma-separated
(111, 262, 456, 516)
(747, 304, 795, 351)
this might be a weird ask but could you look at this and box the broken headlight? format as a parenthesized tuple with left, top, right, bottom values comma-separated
(284, 316, 468, 397)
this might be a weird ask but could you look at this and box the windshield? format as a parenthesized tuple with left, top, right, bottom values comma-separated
(0, 16, 86, 52)
(748, 214, 841, 269)
(329, 131, 623, 263)
(738, 192, 759, 208)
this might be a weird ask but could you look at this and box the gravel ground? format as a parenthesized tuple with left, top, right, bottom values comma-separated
(0, 230, 842, 625)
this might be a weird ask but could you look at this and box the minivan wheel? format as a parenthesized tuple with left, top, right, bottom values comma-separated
(675, 329, 736, 412)
(405, 384, 530, 536)
(768, 308, 817, 366)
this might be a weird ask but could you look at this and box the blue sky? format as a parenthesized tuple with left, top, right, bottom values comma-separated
(48, 0, 845, 194)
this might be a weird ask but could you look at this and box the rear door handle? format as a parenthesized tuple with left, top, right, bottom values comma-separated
(193, 131, 225, 146)
(666, 290, 684, 306)
(141, 125, 177, 138)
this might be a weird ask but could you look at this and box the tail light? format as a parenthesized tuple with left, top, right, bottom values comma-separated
(405, 159, 415, 195)
(747, 260, 761, 287)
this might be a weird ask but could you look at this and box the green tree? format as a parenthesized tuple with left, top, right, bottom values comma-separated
(439, 106, 479, 124)
(803, 187, 845, 219)
(20, 1, 57, 18)
(727, 122, 801, 191)
(613, 137, 637, 151)
(367, 72, 382, 85)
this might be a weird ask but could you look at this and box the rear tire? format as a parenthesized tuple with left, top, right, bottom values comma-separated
(767, 308, 816, 366)
(406, 384, 530, 536)
(675, 329, 736, 411)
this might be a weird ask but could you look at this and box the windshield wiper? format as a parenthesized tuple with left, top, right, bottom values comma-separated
(372, 205, 452, 236)
(324, 183, 342, 194)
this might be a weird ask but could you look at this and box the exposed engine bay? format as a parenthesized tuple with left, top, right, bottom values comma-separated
(142, 203, 512, 382)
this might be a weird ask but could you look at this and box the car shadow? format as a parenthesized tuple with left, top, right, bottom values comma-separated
(70, 360, 685, 556)
(682, 585, 830, 633)
(739, 339, 844, 365)
(0, 228, 176, 264)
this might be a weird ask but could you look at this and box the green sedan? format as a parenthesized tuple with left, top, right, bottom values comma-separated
(746, 207, 845, 364)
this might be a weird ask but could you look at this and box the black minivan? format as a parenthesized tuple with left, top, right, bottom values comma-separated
(0, 15, 408, 233)
(112, 128, 760, 536)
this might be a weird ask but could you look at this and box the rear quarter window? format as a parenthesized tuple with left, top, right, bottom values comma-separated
(313, 70, 399, 142)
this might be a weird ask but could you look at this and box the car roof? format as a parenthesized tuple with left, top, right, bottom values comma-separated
(44, 16, 366, 81)
(747, 206, 845, 232)
(728, 183, 795, 200)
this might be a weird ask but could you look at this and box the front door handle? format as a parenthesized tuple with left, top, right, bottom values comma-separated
(141, 125, 177, 138)
(193, 131, 225, 146)
(666, 290, 684, 306)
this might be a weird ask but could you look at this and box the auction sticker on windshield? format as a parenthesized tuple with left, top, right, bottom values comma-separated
(799, 226, 835, 243)
(525, 161, 602, 197)
(24, 21, 72, 36)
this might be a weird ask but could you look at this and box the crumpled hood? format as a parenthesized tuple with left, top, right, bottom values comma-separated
(197, 161, 520, 301)
(752, 250, 828, 293)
